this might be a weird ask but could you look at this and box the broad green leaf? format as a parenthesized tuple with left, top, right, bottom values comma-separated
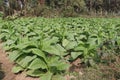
(22, 49, 32, 53)
(12, 65, 24, 73)
(8, 51, 22, 61)
(87, 38, 98, 50)
(26, 32, 36, 37)
(43, 37, 59, 46)
(55, 44, 67, 56)
(71, 52, 83, 59)
(28, 58, 47, 70)
(31, 48, 47, 62)
(87, 38, 97, 45)
(43, 45, 60, 56)
(47, 56, 60, 66)
(89, 34, 98, 38)
(67, 33, 75, 41)
(1, 29, 9, 33)
(3, 44, 16, 51)
(16, 42, 37, 50)
(0, 33, 7, 39)
(62, 39, 69, 47)
(4, 40, 15, 45)
(16, 54, 27, 63)
(55, 44, 66, 52)
(27, 70, 43, 77)
(57, 61, 70, 71)
(40, 72, 53, 80)
(18, 55, 37, 68)
(65, 41, 78, 50)
(117, 37, 120, 45)
(74, 46, 85, 51)
(79, 34, 87, 39)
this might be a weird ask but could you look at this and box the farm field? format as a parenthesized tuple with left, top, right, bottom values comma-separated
(0, 17, 120, 80)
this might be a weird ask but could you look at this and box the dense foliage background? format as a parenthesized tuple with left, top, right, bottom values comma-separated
(0, 0, 120, 17)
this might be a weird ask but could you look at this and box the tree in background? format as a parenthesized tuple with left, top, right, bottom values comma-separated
(0, 0, 2, 11)
(1, 0, 120, 18)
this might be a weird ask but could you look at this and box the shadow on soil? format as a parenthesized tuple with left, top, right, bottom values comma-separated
(0, 63, 5, 80)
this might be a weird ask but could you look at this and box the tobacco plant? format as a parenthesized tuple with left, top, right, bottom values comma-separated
(0, 17, 120, 80)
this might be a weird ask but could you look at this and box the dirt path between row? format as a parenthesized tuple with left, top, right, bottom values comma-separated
(0, 43, 39, 80)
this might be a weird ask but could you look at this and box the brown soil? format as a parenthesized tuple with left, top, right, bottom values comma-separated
(0, 44, 39, 80)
